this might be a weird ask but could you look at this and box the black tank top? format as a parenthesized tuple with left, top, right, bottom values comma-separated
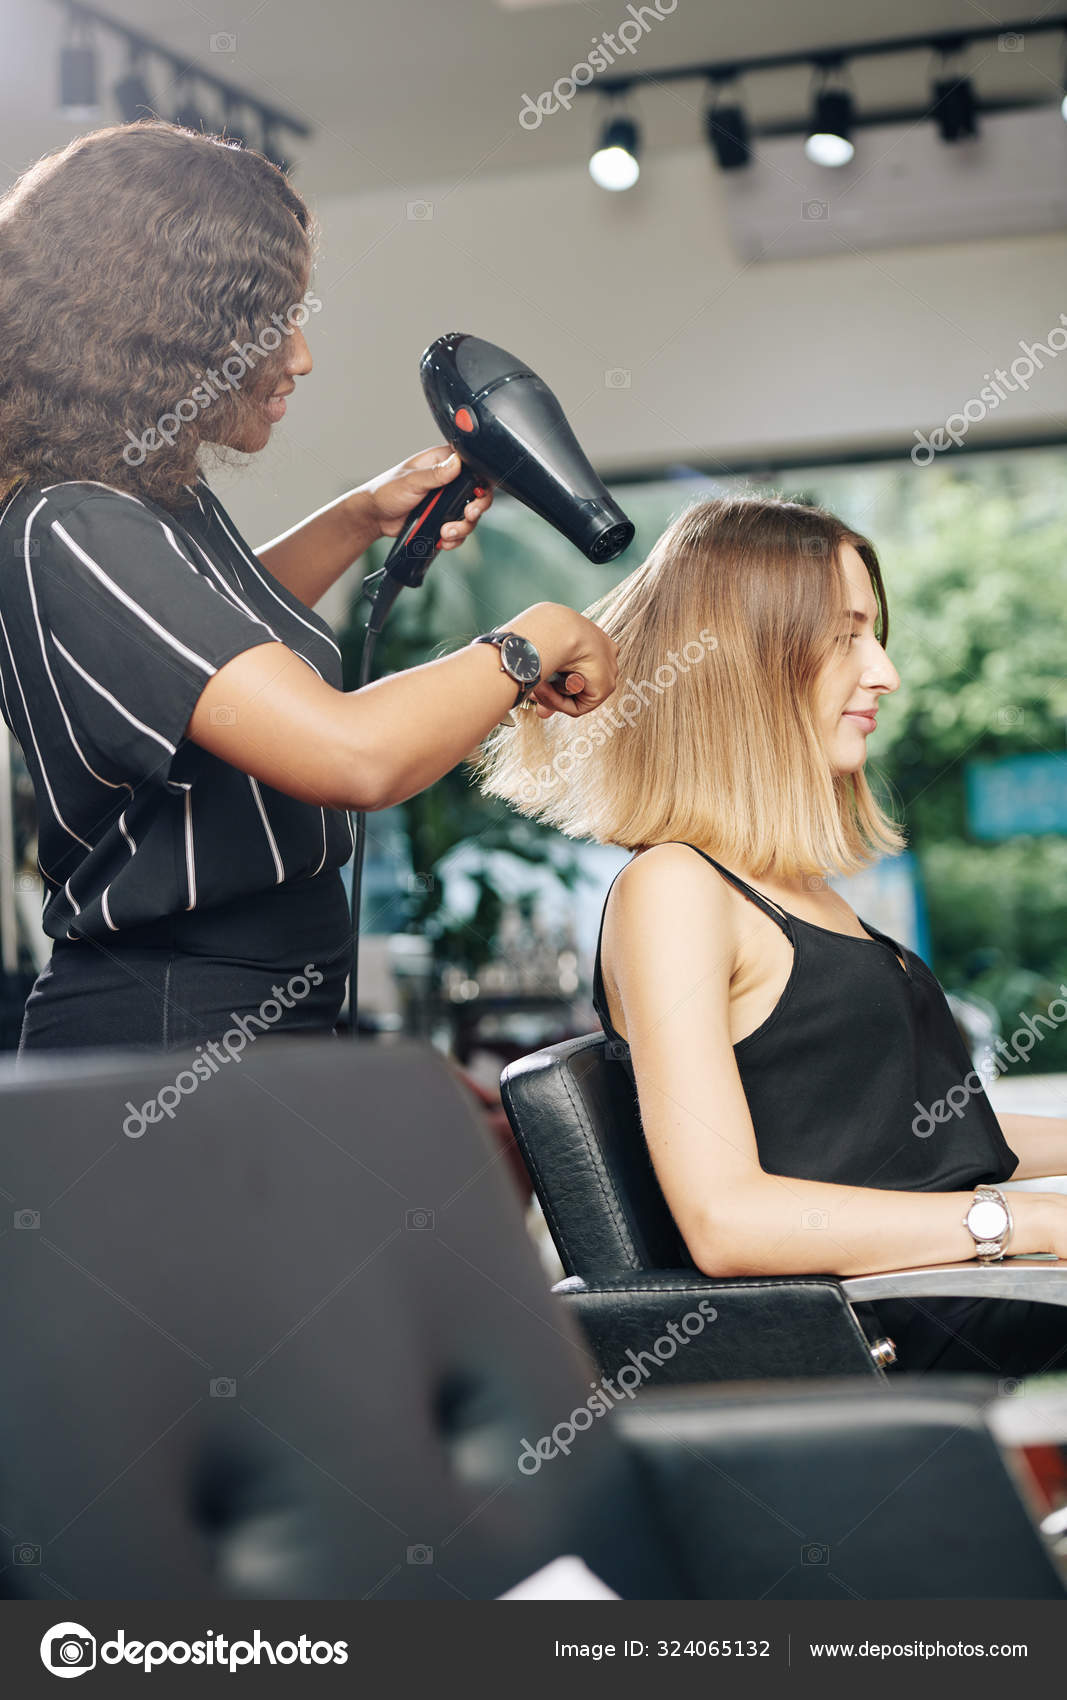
(591, 843, 1019, 1192)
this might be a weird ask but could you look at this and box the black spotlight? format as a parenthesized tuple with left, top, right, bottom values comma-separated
(705, 100, 751, 170)
(260, 120, 292, 174)
(220, 94, 249, 150)
(589, 115, 640, 191)
(805, 86, 855, 167)
(932, 75, 978, 141)
(58, 16, 98, 117)
(114, 53, 154, 124)
(172, 76, 206, 134)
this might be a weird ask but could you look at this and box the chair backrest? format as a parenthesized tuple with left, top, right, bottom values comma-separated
(0, 1036, 683, 1600)
(500, 1032, 697, 1277)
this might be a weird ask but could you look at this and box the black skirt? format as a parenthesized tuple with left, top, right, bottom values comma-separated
(17, 868, 350, 1054)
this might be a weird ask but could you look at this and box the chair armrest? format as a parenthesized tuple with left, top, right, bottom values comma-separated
(841, 1255, 1067, 1308)
(551, 1269, 885, 1382)
(611, 1379, 1067, 1599)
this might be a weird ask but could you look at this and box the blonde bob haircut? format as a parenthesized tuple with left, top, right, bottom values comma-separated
(469, 494, 906, 880)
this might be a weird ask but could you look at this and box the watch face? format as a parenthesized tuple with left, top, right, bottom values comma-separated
(500, 632, 541, 684)
(968, 1199, 1007, 1239)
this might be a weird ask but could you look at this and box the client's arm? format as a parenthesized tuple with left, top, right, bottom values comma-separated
(995, 1112, 1067, 1180)
(609, 845, 1067, 1278)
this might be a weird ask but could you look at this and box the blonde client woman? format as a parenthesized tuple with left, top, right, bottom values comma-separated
(475, 496, 1067, 1377)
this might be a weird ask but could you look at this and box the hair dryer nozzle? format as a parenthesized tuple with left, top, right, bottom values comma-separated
(577, 503, 636, 564)
(419, 333, 635, 564)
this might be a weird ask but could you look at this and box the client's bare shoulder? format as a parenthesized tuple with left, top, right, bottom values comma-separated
(600, 843, 740, 1043)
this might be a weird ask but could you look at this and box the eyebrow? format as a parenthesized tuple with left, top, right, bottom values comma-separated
(841, 609, 871, 624)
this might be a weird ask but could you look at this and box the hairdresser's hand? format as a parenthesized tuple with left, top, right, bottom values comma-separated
(356, 446, 493, 549)
(507, 602, 618, 719)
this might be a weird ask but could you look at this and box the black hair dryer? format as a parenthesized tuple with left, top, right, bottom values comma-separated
(348, 334, 634, 1036)
(380, 331, 636, 596)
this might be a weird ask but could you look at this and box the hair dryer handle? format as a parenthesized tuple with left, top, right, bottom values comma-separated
(383, 467, 483, 587)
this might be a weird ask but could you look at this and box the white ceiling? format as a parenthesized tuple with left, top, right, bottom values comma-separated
(0, 0, 1063, 200)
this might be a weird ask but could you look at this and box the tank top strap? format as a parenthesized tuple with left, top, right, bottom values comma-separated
(591, 862, 628, 1039)
(664, 842, 794, 938)
(592, 844, 793, 1041)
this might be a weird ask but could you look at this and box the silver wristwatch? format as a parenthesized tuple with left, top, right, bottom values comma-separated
(962, 1184, 1014, 1263)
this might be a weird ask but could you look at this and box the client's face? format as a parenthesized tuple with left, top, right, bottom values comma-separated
(813, 544, 899, 775)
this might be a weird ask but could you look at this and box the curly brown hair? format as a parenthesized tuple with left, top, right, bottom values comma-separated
(0, 120, 317, 510)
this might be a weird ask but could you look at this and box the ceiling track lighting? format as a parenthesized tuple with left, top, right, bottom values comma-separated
(47, 0, 311, 172)
(576, 15, 1067, 180)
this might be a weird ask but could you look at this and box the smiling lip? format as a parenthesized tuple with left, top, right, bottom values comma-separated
(842, 710, 877, 731)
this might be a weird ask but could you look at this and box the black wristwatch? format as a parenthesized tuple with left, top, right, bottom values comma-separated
(472, 628, 542, 709)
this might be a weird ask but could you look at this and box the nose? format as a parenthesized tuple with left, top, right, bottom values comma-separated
(862, 645, 900, 696)
(286, 325, 312, 377)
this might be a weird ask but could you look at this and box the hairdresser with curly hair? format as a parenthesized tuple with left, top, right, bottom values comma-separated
(0, 121, 616, 1053)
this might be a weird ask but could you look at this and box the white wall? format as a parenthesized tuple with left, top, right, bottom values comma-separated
(216, 144, 1067, 627)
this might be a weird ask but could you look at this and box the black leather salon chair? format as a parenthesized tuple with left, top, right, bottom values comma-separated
(0, 1036, 1063, 1600)
(500, 1032, 1067, 1384)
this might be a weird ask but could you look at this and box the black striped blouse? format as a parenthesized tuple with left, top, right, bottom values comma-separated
(0, 474, 354, 944)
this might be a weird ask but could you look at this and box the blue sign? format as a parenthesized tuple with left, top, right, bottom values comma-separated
(965, 753, 1067, 839)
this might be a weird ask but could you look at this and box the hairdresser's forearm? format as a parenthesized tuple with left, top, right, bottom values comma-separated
(996, 1112, 1067, 1180)
(700, 1171, 1060, 1279)
(354, 606, 568, 810)
(256, 489, 377, 607)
